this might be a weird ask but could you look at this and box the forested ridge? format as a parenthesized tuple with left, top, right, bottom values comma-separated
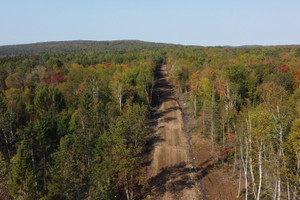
(0, 41, 299, 199)
(0, 40, 175, 56)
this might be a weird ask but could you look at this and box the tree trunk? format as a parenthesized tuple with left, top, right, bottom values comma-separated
(237, 168, 242, 198)
(194, 94, 197, 117)
(43, 152, 47, 192)
(287, 179, 290, 200)
(274, 179, 278, 200)
(257, 142, 263, 200)
(249, 144, 257, 198)
(211, 83, 215, 151)
(277, 107, 283, 200)
(126, 188, 129, 200)
(145, 89, 150, 104)
(233, 146, 237, 175)
(119, 87, 122, 112)
(240, 141, 248, 200)
(9, 112, 15, 142)
(30, 136, 38, 195)
(194, 82, 198, 117)
(293, 156, 299, 200)
(130, 174, 134, 200)
(277, 175, 281, 200)
(250, 157, 257, 199)
(150, 75, 155, 105)
(292, 186, 297, 200)
(202, 111, 205, 133)
(277, 127, 283, 200)
(3, 131, 11, 160)
(247, 117, 257, 198)
(222, 118, 225, 151)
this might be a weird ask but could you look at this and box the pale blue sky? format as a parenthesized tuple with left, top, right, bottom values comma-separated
(0, 0, 299, 46)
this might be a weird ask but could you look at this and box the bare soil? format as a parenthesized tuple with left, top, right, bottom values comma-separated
(190, 134, 243, 200)
(144, 65, 243, 200)
(144, 65, 201, 200)
(178, 89, 244, 200)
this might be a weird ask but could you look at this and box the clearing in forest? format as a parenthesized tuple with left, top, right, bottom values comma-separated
(145, 65, 243, 200)
(144, 65, 201, 200)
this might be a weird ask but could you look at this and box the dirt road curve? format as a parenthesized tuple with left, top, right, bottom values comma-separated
(145, 66, 200, 200)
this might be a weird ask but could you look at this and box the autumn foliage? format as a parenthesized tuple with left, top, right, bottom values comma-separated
(41, 69, 64, 85)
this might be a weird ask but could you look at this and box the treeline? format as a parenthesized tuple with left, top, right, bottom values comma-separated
(0, 49, 165, 199)
(166, 46, 300, 199)
(0, 40, 174, 56)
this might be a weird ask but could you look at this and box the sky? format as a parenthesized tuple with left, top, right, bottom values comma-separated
(0, 0, 300, 46)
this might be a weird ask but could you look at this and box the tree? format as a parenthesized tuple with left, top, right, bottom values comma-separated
(109, 68, 131, 111)
(257, 82, 291, 199)
(248, 105, 272, 200)
(5, 72, 24, 89)
(136, 62, 154, 104)
(0, 152, 9, 197)
(189, 70, 201, 116)
(9, 133, 39, 199)
(0, 66, 8, 90)
(2, 88, 26, 160)
(34, 83, 65, 118)
(9, 86, 67, 199)
(91, 102, 148, 200)
(285, 119, 300, 199)
(223, 64, 248, 102)
(48, 132, 90, 200)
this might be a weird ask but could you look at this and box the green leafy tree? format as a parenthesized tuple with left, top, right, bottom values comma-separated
(136, 62, 154, 104)
(0, 152, 9, 197)
(9, 83, 67, 198)
(5, 72, 24, 89)
(47, 131, 90, 200)
(91, 102, 148, 200)
(109, 68, 131, 111)
(9, 124, 39, 199)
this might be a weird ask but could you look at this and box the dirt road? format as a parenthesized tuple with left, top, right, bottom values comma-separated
(145, 65, 200, 200)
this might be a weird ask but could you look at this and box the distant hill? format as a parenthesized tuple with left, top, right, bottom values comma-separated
(2, 40, 299, 57)
(0, 40, 176, 56)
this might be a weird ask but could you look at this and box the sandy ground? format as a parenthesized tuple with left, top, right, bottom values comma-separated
(191, 134, 243, 200)
(144, 65, 243, 200)
(144, 65, 201, 200)
(177, 88, 244, 200)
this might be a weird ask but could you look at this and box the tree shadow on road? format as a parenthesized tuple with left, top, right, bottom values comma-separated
(196, 156, 215, 177)
(145, 163, 196, 199)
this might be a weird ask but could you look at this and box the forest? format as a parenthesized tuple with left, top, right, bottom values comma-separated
(0, 41, 299, 199)
(0, 40, 174, 56)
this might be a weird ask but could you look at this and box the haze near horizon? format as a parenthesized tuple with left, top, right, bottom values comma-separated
(1, 0, 299, 46)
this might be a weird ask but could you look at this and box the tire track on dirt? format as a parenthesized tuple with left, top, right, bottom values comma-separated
(145, 65, 201, 200)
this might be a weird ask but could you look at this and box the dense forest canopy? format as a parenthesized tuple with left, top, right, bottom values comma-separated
(0, 40, 176, 56)
(165, 45, 300, 200)
(0, 41, 299, 199)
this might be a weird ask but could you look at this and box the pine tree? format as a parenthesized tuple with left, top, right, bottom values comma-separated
(9, 138, 39, 199)
(0, 152, 9, 198)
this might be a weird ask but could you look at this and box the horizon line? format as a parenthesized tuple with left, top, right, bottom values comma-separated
(0, 39, 300, 48)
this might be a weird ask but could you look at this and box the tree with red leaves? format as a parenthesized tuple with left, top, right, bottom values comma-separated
(280, 64, 289, 72)
(105, 63, 111, 68)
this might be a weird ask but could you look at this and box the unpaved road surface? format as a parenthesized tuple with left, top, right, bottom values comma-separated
(144, 65, 200, 200)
